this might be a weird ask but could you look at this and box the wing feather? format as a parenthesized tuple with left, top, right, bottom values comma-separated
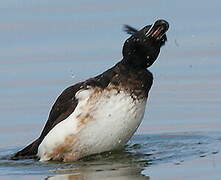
(12, 82, 83, 158)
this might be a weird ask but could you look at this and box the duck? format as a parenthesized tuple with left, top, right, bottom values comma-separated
(12, 19, 169, 162)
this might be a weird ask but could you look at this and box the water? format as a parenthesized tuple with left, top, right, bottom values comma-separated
(0, 133, 220, 179)
(0, 0, 221, 179)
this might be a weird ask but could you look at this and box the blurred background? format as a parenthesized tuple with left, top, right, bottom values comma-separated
(0, 0, 221, 148)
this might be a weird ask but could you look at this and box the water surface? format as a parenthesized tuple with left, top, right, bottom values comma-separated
(0, 133, 220, 179)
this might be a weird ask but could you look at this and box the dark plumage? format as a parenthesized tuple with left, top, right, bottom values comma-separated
(12, 19, 169, 160)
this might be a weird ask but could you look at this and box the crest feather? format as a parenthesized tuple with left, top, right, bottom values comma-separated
(123, 25, 138, 35)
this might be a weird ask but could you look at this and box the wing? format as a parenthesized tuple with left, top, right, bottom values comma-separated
(12, 82, 83, 159)
(39, 82, 83, 140)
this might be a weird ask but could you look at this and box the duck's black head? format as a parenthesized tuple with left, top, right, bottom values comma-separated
(122, 19, 169, 68)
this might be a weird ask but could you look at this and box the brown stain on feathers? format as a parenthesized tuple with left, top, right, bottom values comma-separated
(45, 134, 80, 162)
(77, 113, 93, 126)
(76, 83, 143, 127)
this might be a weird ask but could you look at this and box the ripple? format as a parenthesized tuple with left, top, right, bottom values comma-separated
(0, 132, 220, 178)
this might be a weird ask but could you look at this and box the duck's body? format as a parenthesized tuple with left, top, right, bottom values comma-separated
(38, 61, 152, 162)
(12, 19, 169, 162)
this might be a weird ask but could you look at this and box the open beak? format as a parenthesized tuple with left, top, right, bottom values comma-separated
(145, 19, 169, 40)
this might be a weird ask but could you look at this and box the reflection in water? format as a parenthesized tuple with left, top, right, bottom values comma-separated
(46, 164, 149, 180)
(45, 150, 150, 180)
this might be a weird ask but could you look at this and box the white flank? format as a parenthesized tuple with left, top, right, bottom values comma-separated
(38, 87, 147, 161)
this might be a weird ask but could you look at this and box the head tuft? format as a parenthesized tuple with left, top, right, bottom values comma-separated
(123, 25, 138, 35)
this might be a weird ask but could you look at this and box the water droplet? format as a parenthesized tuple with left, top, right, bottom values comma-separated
(70, 70, 76, 79)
